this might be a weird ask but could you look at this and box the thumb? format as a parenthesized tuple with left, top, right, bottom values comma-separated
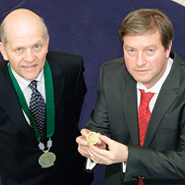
(98, 134, 113, 146)
(81, 128, 91, 137)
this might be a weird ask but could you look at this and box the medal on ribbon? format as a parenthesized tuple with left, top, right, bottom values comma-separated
(38, 139, 56, 168)
(39, 151, 56, 168)
(8, 60, 56, 168)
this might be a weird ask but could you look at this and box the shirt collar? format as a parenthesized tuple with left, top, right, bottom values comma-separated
(137, 57, 173, 94)
(10, 65, 44, 92)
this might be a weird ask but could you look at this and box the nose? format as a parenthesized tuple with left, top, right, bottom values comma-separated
(24, 49, 34, 62)
(136, 52, 146, 66)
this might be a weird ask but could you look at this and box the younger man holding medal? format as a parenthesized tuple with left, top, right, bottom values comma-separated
(0, 8, 93, 185)
(76, 8, 185, 184)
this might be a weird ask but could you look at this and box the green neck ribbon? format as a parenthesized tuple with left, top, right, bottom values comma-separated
(8, 60, 55, 142)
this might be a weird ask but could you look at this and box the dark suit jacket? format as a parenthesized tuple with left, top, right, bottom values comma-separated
(86, 51, 185, 185)
(0, 51, 93, 185)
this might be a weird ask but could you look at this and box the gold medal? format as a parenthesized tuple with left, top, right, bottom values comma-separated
(38, 151, 56, 168)
(86, 132, 99, 145)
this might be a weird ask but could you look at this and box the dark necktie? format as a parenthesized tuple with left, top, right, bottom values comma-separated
(138, 89, 154, 185)
(28, 80, 46, 136)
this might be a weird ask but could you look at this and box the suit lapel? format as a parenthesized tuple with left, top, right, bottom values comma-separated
(121, 71, 139, 145)
(144, 51, 180, 147)
(144, 84, 177, 146)
(52, 73, 65, 110)
(47, 58, 65, 112)
(0, 67, 35, 140)
(121, 76, 177, 147)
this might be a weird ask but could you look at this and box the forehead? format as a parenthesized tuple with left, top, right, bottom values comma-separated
(6, 24, 45, 48)
(123, 30, 162, 48)
(6, 31, 45, 50)
(5, 12, 45, 44)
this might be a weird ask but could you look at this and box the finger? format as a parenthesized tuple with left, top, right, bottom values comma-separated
(98, 134, 114, 146)
(78, 145, 91, 158)
(88, 147, 103, 163)
(89, 144, 110, 159)
(81, 128, 91, 137)
(76, 136, 88, 146)
(96, 133, 104, 146)
(88, 146, 109, 164)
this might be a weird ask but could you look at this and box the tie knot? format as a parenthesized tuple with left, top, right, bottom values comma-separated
(139, 89, 154, 103)
(28, 80, 37, 91)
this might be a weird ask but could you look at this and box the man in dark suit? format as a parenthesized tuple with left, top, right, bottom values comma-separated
(76, 9, 185, 184)
(0, 9, 93, 185)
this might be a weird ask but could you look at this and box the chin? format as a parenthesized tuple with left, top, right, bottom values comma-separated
(22, 74, 39, 80)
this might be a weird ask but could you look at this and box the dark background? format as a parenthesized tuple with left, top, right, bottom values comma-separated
(0, 0, 185, 184)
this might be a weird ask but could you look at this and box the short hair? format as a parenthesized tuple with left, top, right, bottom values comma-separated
(119, 9, 174, 50)
(0, 16, 48, 46)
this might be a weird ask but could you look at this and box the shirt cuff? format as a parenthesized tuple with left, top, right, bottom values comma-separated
(86, 158, 97, 170)
(122, 162, 127, 172)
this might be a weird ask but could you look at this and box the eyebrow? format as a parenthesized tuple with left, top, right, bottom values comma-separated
(12, 39, 45, 48)
(124, 45, 157, 49)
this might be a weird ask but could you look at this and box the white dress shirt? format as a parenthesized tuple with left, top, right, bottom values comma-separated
(11, 67, 45, 125)
(137, 57, 173, 112)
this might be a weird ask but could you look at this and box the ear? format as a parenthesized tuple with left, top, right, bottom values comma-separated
(46, 35, 49, 53)
(166, 41, 172, 58)
(0, 42, 9, 61)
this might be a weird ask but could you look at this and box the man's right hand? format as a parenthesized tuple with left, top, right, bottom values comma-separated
(76, 129, 91, 158)
(76, 128, 106, 159)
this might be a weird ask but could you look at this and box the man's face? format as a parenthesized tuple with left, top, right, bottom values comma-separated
(123, 30, 172, 89)
(0, 21, 49, 80)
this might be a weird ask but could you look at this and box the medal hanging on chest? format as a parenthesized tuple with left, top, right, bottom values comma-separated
(38, 139, 56, 168)
(8, 61, 56, 168)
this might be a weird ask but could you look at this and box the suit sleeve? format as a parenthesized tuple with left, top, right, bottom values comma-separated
(86, 63, 112, 138)
(124, 124, 185, 181)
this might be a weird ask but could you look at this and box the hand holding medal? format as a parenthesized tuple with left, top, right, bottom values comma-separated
(86, 132, 99, 145)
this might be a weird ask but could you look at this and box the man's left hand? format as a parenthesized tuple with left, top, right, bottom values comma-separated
(88, 134, 128, 165)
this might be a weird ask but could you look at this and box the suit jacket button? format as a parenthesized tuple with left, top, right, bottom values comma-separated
(138, 176, 144, 179)
(132, 176, 138, 180)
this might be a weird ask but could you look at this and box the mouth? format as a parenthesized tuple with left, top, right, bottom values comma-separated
(23, 64, 37, 69)
(136, 69, 148, 73)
